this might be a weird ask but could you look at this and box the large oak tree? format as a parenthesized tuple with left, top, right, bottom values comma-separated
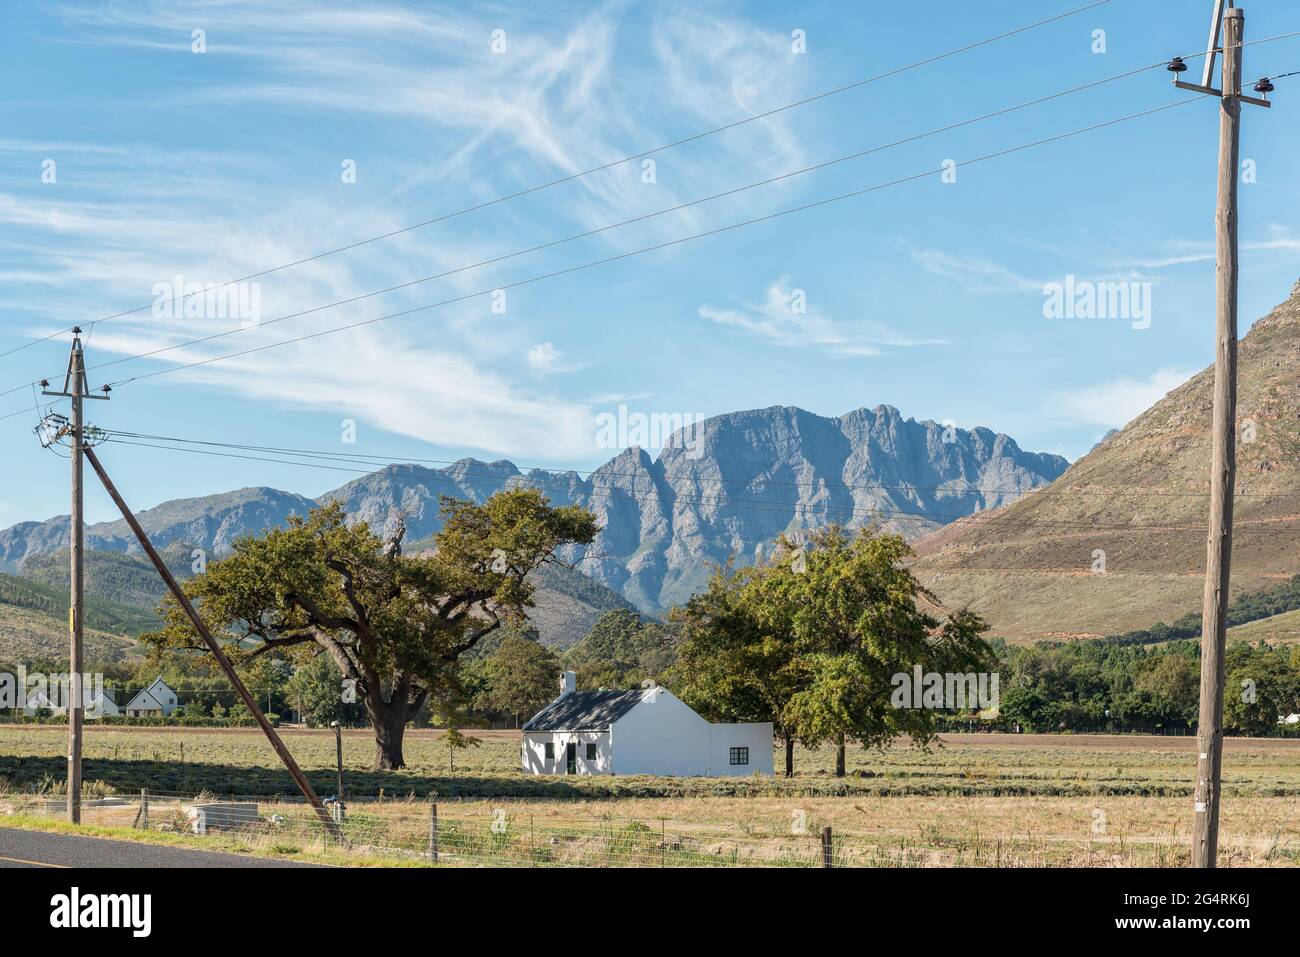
(144, 490, 598, 769)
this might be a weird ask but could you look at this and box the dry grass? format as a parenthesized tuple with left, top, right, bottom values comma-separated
(3, 725, 1300, 866)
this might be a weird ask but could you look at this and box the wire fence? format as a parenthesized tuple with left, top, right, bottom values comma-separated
(0, 785, 1215, 868)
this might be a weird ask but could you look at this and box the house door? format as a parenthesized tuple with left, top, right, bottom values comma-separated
(565, 742, 576, 774)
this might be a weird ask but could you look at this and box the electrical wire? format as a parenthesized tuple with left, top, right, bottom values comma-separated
(96, 435, 1300, 534)
(6, 43, 1300, 402)
(48, 55, 1185, 385)
(94, 428, 1300, 500)
(0, 0, 1116, 360)
(94, 99, 1199, 392)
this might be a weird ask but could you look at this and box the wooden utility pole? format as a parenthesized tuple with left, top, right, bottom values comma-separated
(81, 445, 344, 843)
(1170, 3, 1271, 868)
(41, 328, 108, 824)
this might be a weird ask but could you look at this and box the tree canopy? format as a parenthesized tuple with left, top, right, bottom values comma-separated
(674, 528, 992, 776)
(143, 490, 597, 768)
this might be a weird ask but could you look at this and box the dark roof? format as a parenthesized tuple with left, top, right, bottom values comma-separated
(522, 689, 646, 732)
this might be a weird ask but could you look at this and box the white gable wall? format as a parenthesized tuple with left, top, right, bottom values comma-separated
(124, 678, 179, 717)
(24, 686, 119, 719)
(609, 688, 714, 776)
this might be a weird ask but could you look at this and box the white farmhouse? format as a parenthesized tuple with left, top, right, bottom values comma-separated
(521, 671, 773, 777)
(123, 677, 179, 717)
(24, 684, 119, 719)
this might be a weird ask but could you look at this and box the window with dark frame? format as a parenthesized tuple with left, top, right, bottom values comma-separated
(586, 743, 597, 761)
(544, 742, 554, 759)
(729, 747, 749, 766)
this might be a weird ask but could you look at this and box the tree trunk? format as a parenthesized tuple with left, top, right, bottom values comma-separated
(368, 697, 408, 770)
(835, 734, 846, 777)
(784, 736, 795, 777)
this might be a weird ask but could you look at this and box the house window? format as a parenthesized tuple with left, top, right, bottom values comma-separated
(544, 742, 554, 759)
(586, 743, 597, 761)
(729, 747, 749, 766)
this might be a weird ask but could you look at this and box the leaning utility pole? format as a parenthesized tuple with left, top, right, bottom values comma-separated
(1168, 2, 1272, 868)
(41, 328, 108, 824)
(81, 446, 343, 843)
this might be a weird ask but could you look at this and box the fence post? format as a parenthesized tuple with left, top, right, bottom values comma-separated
(428, 803, 439, 864)
(139, 788, 148, 830)
(821, 826, 833, 868)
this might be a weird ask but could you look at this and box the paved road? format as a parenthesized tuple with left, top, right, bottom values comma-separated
(0, 826, 319, 868)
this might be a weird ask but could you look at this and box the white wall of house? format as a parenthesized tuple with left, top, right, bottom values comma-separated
(24, 687, 119, 719)
(707, 722, 775, 776)
(609, 688, 715, 776)
(521, 731, 612, 775)
(124, 679, 179, 718)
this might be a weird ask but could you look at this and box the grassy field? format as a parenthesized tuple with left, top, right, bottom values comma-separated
(1228, 608, 1300, 645)
(3, 725, 1299, 866)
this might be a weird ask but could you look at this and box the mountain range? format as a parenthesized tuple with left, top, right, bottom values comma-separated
(0, 405, 1068, 627)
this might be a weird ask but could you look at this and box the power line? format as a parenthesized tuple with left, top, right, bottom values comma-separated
(95, 428, 1300, 500)
(92, 99, 1198, 392)
(97, 436, 1300, 534)
(0, 48, 1181, 397)
(46, 56, 1185, 387)
(0, 0, 1115, 361)
(6, 49, 1300, 404)
(16, 45, 1292, 400)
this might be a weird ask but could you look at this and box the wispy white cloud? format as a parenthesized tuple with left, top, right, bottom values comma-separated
(699, 276, 945, 358)
(902, 244, 1044, 293)
(526, 341, 583, 375)
(1125, 225, 1300, 270)
(4, 1, 822, 462)
(1056, 367, 1196, 429)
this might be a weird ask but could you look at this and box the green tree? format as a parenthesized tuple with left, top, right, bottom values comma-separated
(676, 528, 990, 776)
(483, 633, 561, 726)
(776, 530, 991, 775)
(143, 491, 597, 769)
(286, 652, 364, 727)
(1225, 645, 1298, 736)
(565, 609, 675, 690)
(674, 563, 805, 775)
(441, 726, 482, 772)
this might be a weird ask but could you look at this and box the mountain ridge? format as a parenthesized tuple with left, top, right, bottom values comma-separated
(0, 404, 1069, 617)
(912, 278, 1300, 642)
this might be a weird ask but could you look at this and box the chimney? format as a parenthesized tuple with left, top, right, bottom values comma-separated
(560, 671, 576, 697)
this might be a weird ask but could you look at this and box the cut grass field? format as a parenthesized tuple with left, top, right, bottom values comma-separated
(3, 725, 1299, 866)
(4, 725, 1300, 798)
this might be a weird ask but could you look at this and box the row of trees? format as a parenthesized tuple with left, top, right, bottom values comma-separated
(996, 639, 1300, 736)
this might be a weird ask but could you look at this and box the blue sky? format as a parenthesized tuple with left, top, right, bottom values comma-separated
(1, 0, 1298, 525)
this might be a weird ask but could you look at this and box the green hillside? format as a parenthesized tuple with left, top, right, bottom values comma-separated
(0, 571, 159, 637)
(20, 546, 188, 609)
(0, 603, 140, 666)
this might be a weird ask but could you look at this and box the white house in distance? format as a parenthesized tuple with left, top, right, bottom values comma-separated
(123, 677, 179, 718)
(24, 684, 119, 719)
(521, 671, 773, 777)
